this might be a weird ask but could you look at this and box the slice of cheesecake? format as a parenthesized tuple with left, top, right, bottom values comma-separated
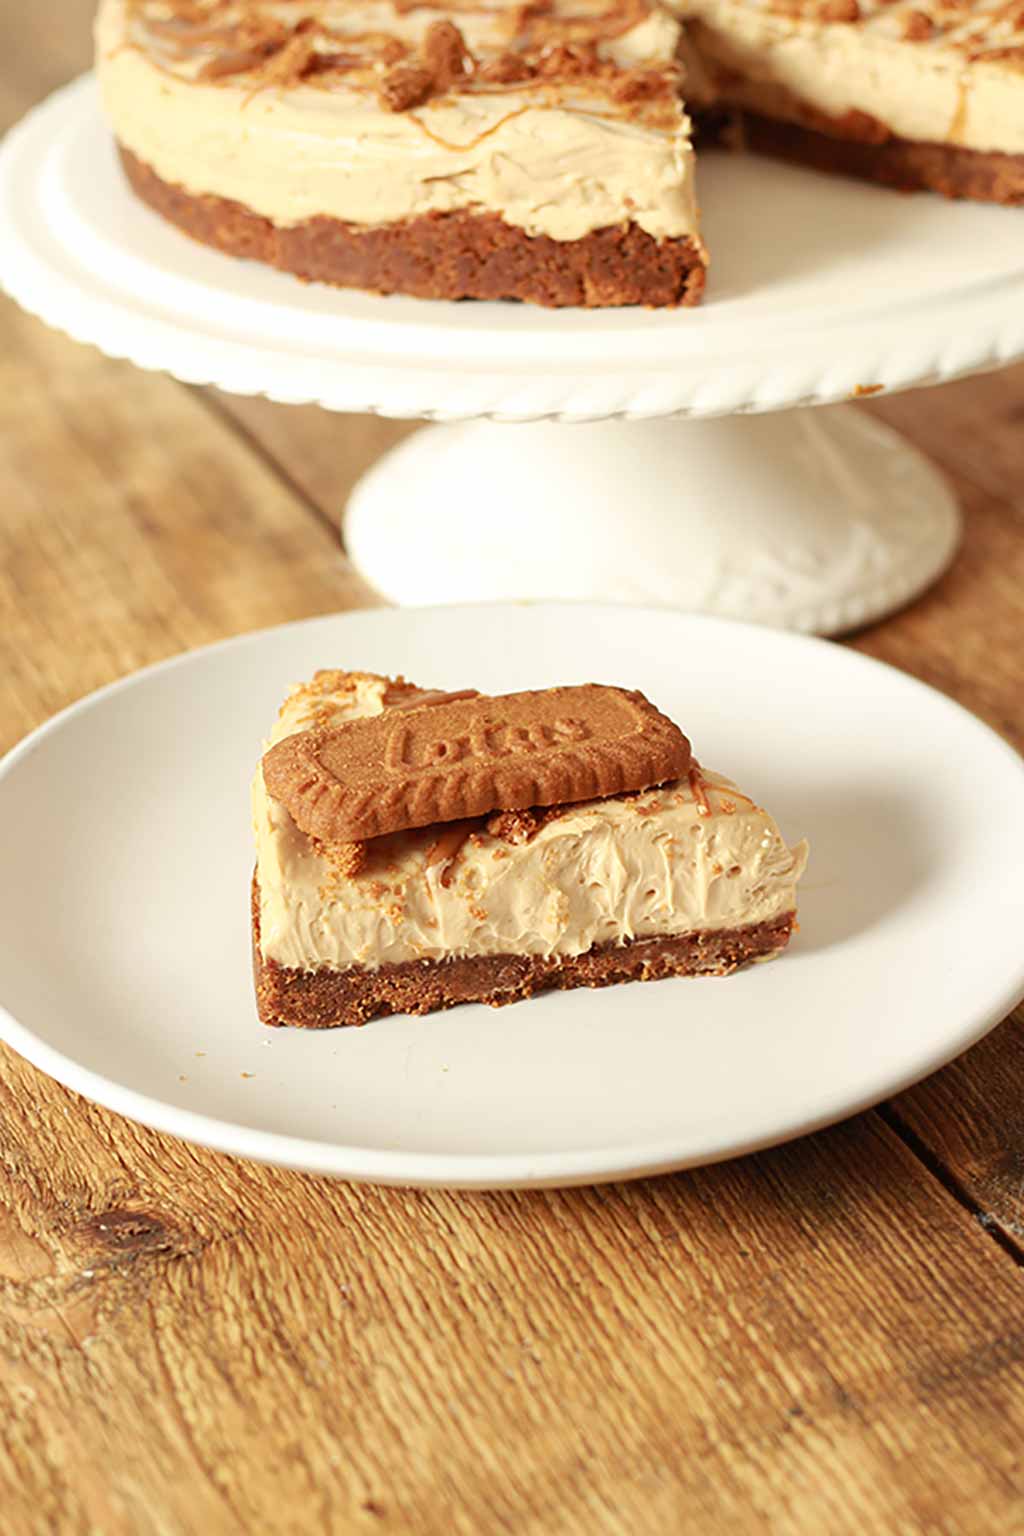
(251, 670, 807, 1028)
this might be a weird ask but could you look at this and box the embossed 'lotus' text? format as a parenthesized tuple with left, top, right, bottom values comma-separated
(386, 716, 590, 769)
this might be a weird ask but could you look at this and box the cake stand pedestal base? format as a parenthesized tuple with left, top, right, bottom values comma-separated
(344, 405, 960, 635)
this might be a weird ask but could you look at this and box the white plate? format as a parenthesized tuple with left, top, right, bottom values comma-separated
(2, 77, 1024, 418)
(1, 604, 1022, 1188)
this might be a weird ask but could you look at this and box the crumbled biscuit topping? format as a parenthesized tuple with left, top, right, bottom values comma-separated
(123, 0, 684, 121)
(750, 0, 1024, 65)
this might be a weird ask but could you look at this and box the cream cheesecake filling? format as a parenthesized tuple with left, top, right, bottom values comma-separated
(95, 0, 701, 243)
(252, 673, 807, 973)
(678, 0, 1024, 156)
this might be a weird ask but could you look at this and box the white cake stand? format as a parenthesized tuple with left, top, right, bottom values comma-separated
(4, 77, 1024, 633)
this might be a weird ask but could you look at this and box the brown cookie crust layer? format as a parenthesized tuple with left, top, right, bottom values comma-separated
(731, 111, 1024, 205)
(252, 876, 796, 1028)
(118, 146, 707, 308)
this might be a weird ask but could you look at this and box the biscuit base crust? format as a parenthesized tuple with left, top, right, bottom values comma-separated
(728, 111, 1024, 205)
(252, 877, 796, 1028)
(117, 147, 708, 309)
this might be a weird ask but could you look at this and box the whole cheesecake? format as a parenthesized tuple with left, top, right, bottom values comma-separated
(94, 0, 707, 308)
(95, 0, 1024, 307)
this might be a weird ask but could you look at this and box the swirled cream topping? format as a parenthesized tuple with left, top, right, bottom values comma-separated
(95, 0, 701, 243)
(252, 671, 807, 973)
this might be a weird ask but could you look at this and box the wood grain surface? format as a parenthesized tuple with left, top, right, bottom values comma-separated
(1, 7, 1023, 1533)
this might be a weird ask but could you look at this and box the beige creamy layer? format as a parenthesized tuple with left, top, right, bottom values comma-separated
(679, 0, 1024, 156)
(95, 0, 700, 243)
(252, 674, 807, 973)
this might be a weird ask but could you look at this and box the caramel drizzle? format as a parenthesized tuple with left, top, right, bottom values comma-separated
(122, 0, 683, 111)
(425, 819, 478, 886)
(948, 71, 969, 139)
(129, 0, 1024, 71)
(688, 766, 712, 819)
(408, 102, 533, 149)
(759, 0, 1024, 63)
(392, 687, 481, 711)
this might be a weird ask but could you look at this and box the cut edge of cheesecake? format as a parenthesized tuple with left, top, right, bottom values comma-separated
(705, 109, 1024, 205)
(252, 874, 796, 1027)
(683, 0, 1024, 208)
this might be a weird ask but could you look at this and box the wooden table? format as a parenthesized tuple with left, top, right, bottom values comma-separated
(2, 8, 1023, 1532)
